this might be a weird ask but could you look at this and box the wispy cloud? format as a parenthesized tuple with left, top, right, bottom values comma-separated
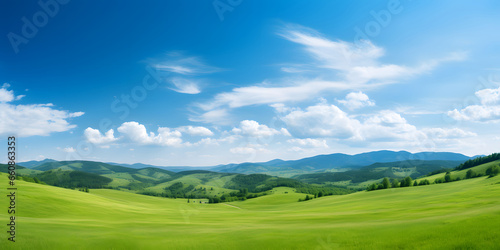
(152, 52, 221, 95)
(192, 24, 464, 122)
(169, 77, 202, 94)
(154, 54, 221, 75)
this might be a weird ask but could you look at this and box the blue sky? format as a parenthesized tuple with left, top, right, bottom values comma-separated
(2, 0, 500, 166)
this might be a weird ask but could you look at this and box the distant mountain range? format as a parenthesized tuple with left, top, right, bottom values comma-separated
(17, 158, 57, 168)
(210, 150, 474, 175)
(5, 150, 487, 193)
(18, 150, 476, 176)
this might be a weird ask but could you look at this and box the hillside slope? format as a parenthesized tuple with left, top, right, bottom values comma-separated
(1, 172, 499, 249)
(293, 160, 461, 186)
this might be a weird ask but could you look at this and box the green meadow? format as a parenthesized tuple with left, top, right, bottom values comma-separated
(1, 168, 500, 250)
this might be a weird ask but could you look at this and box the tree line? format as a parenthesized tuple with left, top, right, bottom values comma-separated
(455, 153, 500, 170)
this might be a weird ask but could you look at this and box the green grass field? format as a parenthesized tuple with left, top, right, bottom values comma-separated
(1, 171, 499, 249)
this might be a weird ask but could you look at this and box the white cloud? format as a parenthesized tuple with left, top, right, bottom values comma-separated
(169, 77, 201, 94)
(280, 66, 310, 73)
(229, 144, 268, 155)
(193, 24, 462, 115)
(360, 110, 425, 141)
(280, 128, 292, 136)
(476, 87, 500, 105)
(277, 24, 384, 72)
(282, 103, 360, 138)
(193, 137, 220, 146)
(281, 101, 476, 145)
(0, 88, 15, 102)
(287, 138, 328, 148)
(62, 147, 76, 153)
(84, 128, 119, 144)
(0, 103, 84, 137)
(270, 103, 292, 113)
(423, 128, 477, 138)
(154, 56, 221, 75)
(448, 86, 500, 122)
(117, 121, 183, 146)
(278, 24, 465, 84)
(198, 79, 352, 111)
(189, 109, 232, 125)
(230, 146, 257, 154)
(338, 91, 375, 110)
(232, 120, 289, 138)
(177, 126, 214, 136)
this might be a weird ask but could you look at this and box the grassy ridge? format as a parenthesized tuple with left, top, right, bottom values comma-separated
(417, 160, 500, 183)
(1, 172, 499, 249)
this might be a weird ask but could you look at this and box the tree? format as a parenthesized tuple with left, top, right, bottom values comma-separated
(444, 172, 452, 182)
(456, 153, 500, 171)
(33, 177, 40, 183)
(318, 191, 323, 197)
(305, 195, 310, 201)
(367, 183, 377, 191)
(466, 169, 476, 179)
(382, 178, 390, 189)
(486, 165, 500, 177)
(419, 179, 430, 186)
(391, 179, 400, 188)
(403, 176, 413, 187)
(413, 180, 418, 186)
(187, 199, 190, 203)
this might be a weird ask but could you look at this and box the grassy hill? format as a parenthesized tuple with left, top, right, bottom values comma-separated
(293, 160, 460, 188)
(31, 161, 176, 190)
(0, 164, 43, 176)
(12, 161, 352, 201)
(1, 171, 499, 249)
(416, 160, 500, 183)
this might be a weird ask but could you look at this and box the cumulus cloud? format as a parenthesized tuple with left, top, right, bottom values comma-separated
(117, 122, 183, 146)
(448, 86, 500, 122)
(0, 84, 84, 137)
(282, 104, 359, 139)
(287, 138, 328, 148)
(232, 120, 290, 138)
(62, 147, 76, 153)
(281, 102, 476, 144)
(177, 126, 214, 136)
(476, 87, 500, 105)
(0, 103, 83, 137)
(338, 91, 375, 110)
(84, 128, 119, 144)
(0, 88, 15, 102)
(360, 110, 425, 142)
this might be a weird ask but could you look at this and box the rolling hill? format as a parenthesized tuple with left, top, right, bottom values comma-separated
(1, 170, 499, 249)
(293, 159, 462, 187)
(13, 160, 353, 201)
